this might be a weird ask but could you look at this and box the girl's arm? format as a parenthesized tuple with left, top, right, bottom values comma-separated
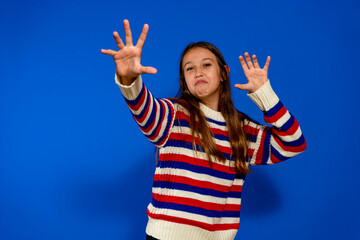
(101, 20, 175, 147)
(236, 53, 306, 165)
(116, 74, 176, 147)
(244, 80, 306, 165)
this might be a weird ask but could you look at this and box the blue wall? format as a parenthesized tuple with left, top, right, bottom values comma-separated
(1, 0, 360, 239)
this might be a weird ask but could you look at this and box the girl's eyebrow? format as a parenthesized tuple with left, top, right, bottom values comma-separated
(183, 58, 215, 68)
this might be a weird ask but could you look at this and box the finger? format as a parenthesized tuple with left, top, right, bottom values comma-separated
(239, 55, 249, 72)
(123, 19, 133, 46)
(113, 31, 125, 49)
(244, 52, 254, 69)
(136, 24, 149, 49)
(263, 56, 271, 72)
(252, 55, 260, 68)
(101, 49, 117, 56)
(141, 66, 157, 74)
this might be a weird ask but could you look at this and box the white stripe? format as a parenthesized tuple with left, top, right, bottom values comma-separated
(146, 216, 238, 240)
(277, 125, 303, 142)
(152, 187, 243, 205)
(133, 95, 173, 144)
(207, 121, 228, 131)
(270, 137, 302, 158)
(130, 88, 150, 117)
(147, 203, 240, 225)
(160, 147, 235, 169)
(143, 96, 161, 135)
(272, 110, 291, 127)
(170, 125, 232, 149)
(155, 167, 234, 188)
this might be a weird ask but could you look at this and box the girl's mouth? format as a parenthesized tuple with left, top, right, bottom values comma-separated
(195, 80, 207, 85)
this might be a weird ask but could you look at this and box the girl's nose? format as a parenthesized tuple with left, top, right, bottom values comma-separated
(194, 68, 203, 78)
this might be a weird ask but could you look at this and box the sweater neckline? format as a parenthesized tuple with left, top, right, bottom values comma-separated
(199, 102, 225, 122)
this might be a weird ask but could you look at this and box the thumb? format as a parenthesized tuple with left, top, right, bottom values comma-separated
(141, 66, 157, 74)
(234, 83, 250, 91)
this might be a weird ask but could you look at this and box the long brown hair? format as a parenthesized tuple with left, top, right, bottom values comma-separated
(177, 42, 251, 175)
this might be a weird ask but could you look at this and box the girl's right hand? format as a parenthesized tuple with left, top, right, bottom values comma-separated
(101, 19, 157, 85)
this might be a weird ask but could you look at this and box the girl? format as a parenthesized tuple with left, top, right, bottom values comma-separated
(101, 20, 306, 240)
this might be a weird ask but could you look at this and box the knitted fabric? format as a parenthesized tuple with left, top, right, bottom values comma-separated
(116, 75, 306, 240)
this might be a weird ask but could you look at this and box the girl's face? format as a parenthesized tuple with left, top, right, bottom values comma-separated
(182, 47, 223, 109)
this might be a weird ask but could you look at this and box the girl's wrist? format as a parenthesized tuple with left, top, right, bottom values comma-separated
(116, 72, 138, 86)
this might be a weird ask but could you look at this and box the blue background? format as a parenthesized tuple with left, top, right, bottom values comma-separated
(1, 0, 360, 239)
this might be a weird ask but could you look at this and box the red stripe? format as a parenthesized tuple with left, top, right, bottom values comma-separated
(127, 87, 147, 112)
(272, 135, 307, 153)
(148, 101, 167, 141)
(140, 99, 158, 133)
(243, 125, 260, 136)
(147, 209, 239, 232)
(272, 118, 300, 136)
(176, 111, 190, 121)
(212, 128, 228, 137)
(153, 174, 241, 192)
(156, 99, 175, 146)
(168, 132, 232, 155)
(176, 111, 229, 137)
(255, 126, 270, 165)
(264, 106, 287, 124)
(152, 193, 241, 212)
(135, 94, 151, 124)
(270, 153, 282, 163)
(159, 153, 236, 174)
(247, 148, 254, 157)
(176, 115, 260, 137)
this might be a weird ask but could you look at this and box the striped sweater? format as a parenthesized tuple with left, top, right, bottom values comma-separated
(116, 75, 306, 240)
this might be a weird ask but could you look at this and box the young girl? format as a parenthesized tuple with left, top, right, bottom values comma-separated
(101, 20, 306, 240)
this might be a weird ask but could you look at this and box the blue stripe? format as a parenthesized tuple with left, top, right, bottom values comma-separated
(275, 114, 295, 132)
(271, 146, 290, 162)
(158, 160, 235, 181)
(174, 119, 190, 128)
(246, 133, 257, 143)
(144, 100, 164, 138)
(151, 198, 240, 218)
(278, 134, 305, 147)
(206, 117, 226, 127)
(125, 82, 145, 106)
(263, 101, 283, 117)
(165, 139, 232, 160)
(153, 100, 173, 145)
(154, 181, 230, 198)
(133, 90, 151, 120)
(228, 191, 242, 199)
(214, 134, 228, 141)
(236, 173, 246, 180)
(174, 120, 228, 141)
(260, 129, 272, 165)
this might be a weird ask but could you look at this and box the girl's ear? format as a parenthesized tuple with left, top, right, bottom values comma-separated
(225, 65, 230, 76)
(221, 65, 230, 82)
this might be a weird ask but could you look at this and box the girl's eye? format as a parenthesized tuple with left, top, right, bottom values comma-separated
(186, 67, 193, 71)
(204, 63, 211, 67)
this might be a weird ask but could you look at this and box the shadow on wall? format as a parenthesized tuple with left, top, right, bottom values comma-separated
(241, 167, 282, 219)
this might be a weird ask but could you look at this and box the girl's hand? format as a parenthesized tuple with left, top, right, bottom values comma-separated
(101, 19, 157, 85)
(235, 52, 271, 93)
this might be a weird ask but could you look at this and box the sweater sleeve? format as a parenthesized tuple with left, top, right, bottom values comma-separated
(244, 80, 307, 165)
(115, 74, 176, 148)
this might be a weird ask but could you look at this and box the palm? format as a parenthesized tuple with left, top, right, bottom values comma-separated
(112, 46, 143, 77)
(235, 52, 271, 93)
(101, 20, 157, 83)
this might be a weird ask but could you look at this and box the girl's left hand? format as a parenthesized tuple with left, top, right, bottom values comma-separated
(235, 52, 271, 93)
